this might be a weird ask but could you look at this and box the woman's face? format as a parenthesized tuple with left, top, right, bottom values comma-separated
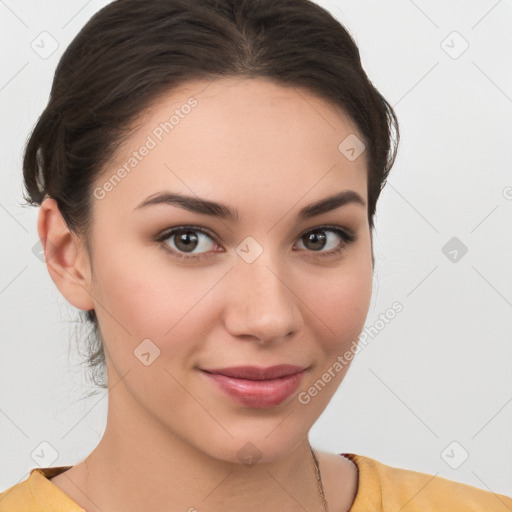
(84, 76, 373, 462)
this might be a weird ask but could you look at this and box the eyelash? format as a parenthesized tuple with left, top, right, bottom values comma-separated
(154, 224, 356, 262)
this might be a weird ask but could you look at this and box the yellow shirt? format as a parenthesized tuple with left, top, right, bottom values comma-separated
(0, 453, 510, 511)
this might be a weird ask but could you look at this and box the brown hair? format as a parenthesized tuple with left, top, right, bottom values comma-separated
(22, 0, 399, 392)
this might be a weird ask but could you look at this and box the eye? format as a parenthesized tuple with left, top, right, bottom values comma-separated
(295, 225, 355, 258)
(155, 226, 220, 261)
(155, 224, 356, 262)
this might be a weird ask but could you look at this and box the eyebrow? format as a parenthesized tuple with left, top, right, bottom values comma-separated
(134, 189, 365, 222)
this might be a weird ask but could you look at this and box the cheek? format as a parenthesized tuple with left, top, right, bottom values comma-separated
(302, 252, 373, 354)
(294, 258, 372, 407)
(89, 239, 221, 363)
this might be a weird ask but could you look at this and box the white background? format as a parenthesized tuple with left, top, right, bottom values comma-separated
(1, 0, 511, 499)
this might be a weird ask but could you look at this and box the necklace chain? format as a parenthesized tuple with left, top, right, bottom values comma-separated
(311, 447, 329, 512)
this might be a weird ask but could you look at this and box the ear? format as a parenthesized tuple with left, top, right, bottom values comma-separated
(37, 198, 95, 311)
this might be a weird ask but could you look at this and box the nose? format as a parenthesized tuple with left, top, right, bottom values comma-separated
(223, 252, 303, 345)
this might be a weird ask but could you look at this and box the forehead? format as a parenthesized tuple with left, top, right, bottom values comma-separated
(93, 76, 368, 218)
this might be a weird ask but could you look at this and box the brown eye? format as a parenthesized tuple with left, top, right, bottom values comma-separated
(172, 229, 200, 253)
(156, 226, 218, 260)
(302, 231, 328, 251)
(296, 226, 355, 257)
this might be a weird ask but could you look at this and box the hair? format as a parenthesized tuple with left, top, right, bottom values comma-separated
(22, 0, 399, 393)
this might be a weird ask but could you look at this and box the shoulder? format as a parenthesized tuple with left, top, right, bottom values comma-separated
(0, 471, 37, 511)
(343, 453, 512, 512)
(0, 466, 82, 512)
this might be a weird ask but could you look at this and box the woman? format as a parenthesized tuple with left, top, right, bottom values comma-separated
(1, 0, 510, 510)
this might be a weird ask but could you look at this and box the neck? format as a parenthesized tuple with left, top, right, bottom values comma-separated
(71, 390, 324, 512)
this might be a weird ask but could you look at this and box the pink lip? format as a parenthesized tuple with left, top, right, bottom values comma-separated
(200, 365, 306, 408)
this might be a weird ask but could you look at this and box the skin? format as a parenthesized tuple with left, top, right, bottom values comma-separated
(39, 76, 373, 512)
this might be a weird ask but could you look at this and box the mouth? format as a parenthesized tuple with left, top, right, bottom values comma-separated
(200, 365, 307, 408)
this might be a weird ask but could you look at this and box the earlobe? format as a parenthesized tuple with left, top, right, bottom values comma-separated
(37, 198, 95, 311)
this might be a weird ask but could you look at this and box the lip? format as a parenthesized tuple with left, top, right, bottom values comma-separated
(200, 365, 306, 408)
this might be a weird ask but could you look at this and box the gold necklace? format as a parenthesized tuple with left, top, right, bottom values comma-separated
(311, 447, 329, 512)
